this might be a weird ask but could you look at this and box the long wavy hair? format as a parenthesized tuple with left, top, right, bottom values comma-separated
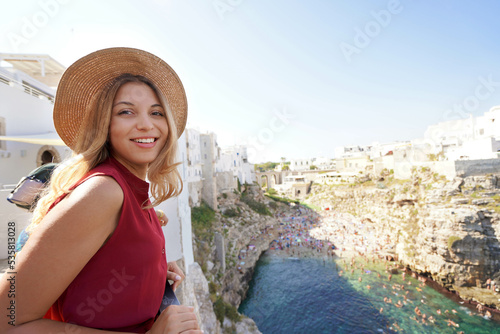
(27, 74, 183, 232)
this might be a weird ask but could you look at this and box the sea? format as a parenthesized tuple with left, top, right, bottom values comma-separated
(239, 252, 500, 334)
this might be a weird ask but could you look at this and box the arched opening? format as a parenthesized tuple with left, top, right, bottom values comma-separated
(36, 145, 61, 166)
(41, 150, 54, 164)
(260, 175, 268, 189)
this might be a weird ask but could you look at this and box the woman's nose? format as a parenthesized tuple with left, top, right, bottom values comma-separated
(137, 113, 154, 130)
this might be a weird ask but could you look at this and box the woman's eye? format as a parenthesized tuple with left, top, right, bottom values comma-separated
(118, 109, 133, 115)
(152, 110, 165, 117)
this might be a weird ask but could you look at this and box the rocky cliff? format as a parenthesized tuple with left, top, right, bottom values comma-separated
(305, 168, 500, 308)
(187, 184, 290, 333)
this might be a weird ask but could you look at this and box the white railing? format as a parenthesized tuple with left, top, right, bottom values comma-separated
(0, 71, 54, 104)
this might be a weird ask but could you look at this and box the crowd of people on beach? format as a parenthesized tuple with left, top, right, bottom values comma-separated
(268, 206, 332, 256)
(267, 207, 394, 260)
(309, 210, 395, 258)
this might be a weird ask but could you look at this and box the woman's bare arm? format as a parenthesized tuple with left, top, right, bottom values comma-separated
(0, 176, 123, 333)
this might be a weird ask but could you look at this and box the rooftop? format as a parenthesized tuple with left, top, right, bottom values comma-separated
(0, 53, 66, 88)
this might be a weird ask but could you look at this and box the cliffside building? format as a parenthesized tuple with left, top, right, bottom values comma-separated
(289, 157, 334, 171)
(422, 106, 500, 160)
(186, 128, 204, 207)
(187, 131, 255, 210)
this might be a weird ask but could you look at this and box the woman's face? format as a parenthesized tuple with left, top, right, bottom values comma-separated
(109, 81, 169, 178)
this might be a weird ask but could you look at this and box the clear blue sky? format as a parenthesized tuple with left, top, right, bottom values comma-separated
(2, 0, 500, 163)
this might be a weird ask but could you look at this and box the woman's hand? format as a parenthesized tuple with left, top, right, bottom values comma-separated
(147, 305, 202, 334)
(156, 209, 168, 227)
(167, 261, 184, 291)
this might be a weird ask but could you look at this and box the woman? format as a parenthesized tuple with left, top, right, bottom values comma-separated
(0, 47, 202, 333)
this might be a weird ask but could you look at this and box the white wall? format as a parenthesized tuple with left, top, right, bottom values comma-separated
(449, 137, 498, 160)
(158, 132, 195, 272)
(0, 81, 54, 135)
(0, 82, 70, 186)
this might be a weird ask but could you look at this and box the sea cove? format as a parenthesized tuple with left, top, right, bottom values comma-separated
(240, 253, 500, 333)
(188, 176, 500, 333)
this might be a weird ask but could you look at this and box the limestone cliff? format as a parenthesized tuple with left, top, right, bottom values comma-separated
(305, 168, 500, 309)
(189, 184, 288, 333)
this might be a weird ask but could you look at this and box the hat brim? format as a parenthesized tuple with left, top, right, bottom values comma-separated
(53, 47, 187, 149)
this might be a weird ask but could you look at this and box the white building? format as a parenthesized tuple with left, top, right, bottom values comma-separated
(289, 158, 314, 171)
(422, 106, 500, 160)
(216, 145, 255, 185)
(369, 141, 411, 159)
(313, 156, 335, 170)
(199, 132, 219, 209)
(185, 128, 203, 183)
(334, 145, 372, 159)
(185, 128, 204, 207)
(185, 129, 256, 209)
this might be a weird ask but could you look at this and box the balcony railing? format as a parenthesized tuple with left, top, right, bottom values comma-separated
(0, 72, 54, 104)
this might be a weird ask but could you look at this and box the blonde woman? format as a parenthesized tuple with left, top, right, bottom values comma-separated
(0, 48, 201, 334)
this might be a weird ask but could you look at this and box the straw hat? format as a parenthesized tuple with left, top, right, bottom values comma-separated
(53, 47, 188, 149)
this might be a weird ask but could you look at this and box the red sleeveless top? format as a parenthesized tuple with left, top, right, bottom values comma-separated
(44, 157, 168, 332)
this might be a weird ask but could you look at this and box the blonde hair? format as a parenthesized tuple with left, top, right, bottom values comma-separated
(28, 74, 182, 232)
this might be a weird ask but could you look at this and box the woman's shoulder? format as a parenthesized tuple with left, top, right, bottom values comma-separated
(70, 174, 124, 209)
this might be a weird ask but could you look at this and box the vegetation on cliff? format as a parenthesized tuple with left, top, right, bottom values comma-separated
(190, 183, 284, 333)
(191, 201, 216, 241)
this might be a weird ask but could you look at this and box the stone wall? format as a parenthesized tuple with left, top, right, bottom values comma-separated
(202, 175, 217, 211)
(180, 262, 221, 334)
(394, 158, 500, 181)
(455, 158, 500, 177)
(216, 171, 237, 195)
(201, 133, 218, 210)
(188, 180, 203, 207)
(394, 160, 456, 180)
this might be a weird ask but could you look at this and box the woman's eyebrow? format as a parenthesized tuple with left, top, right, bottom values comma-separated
(113, 102, 163, 108)
(113, 101, 134, 107)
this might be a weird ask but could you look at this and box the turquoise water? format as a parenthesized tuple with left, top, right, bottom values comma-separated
(239, 252, 500, 334)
